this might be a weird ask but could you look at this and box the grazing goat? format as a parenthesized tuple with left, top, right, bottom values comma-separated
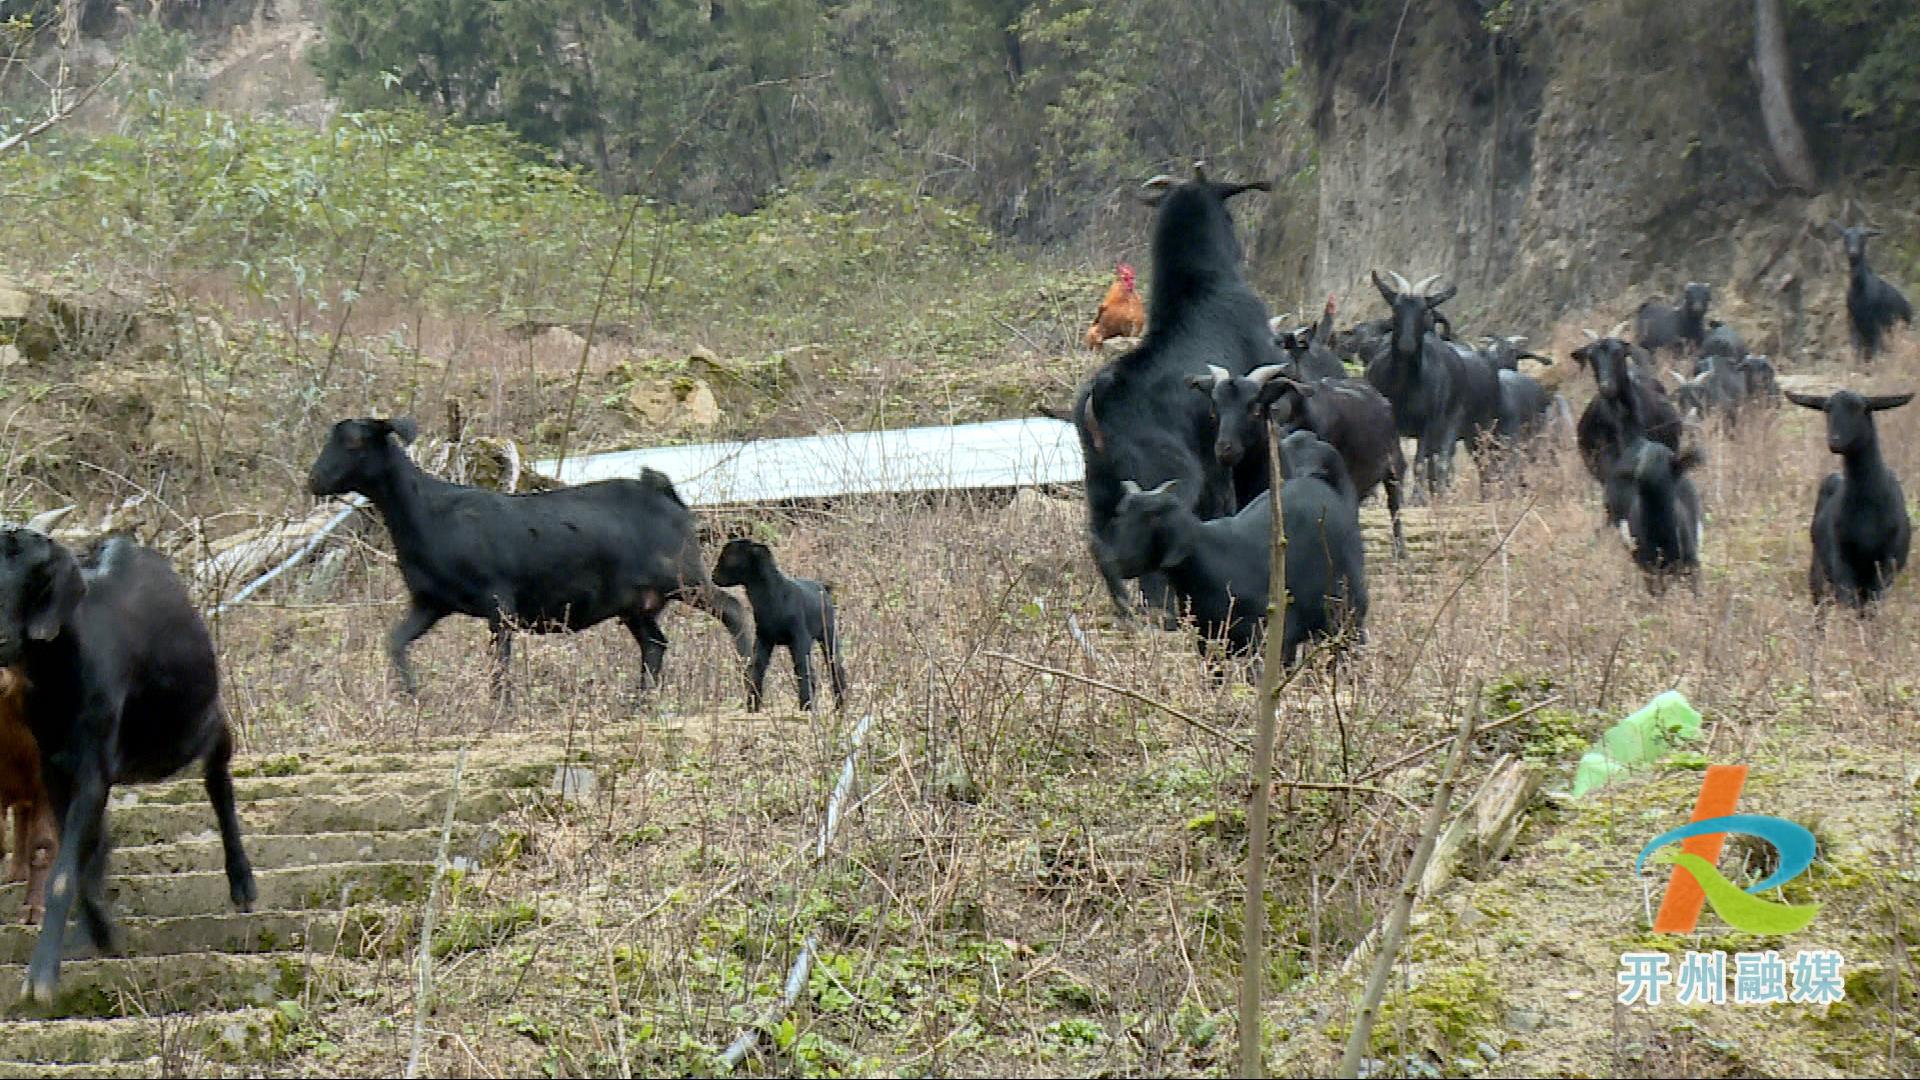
(712, 539, 848, 713)
(308, 417, 752, 697)
(1104, 480, 1273, 662)
(0, 530, 256, 1002)
(1613, 441, 1704, 592)
(1074, 164, 1281, 618)
(1836, 226, 1913, 361)
(1634, 282, 1713, 354)
(1787, 389, 1914, 609)
(0, 667, 54, 924)
(1274, 430, 1370, 665)
(1573, 336, 1683, 507)
(1364, 270, 1501, 492)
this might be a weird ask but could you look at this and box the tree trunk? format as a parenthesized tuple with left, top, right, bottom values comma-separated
(1753, 0, 1818, 190)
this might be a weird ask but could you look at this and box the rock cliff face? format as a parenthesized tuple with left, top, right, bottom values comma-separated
(1256, 0, 1880, 358)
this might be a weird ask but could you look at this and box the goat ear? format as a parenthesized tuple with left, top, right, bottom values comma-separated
(1866, 392, 1914, 412)
(1215, 180, 1273, 200)
(1863, 227, 1885, 238)
(1426, 282, 1458, 308)
(1827, 221, 1845, 239)
(1520, 351, 1553, 364)
(385, 416, 419, 446)
(1674, 447, 1705, 474)
(25, 546, 83, 643)
(1784, 390, 1830, 412)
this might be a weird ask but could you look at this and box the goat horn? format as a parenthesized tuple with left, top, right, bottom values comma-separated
(1146, 479, 1178, 496)
(1191, 160, 1209, 183)
(1581, 328, 1600, 341)
(1120, 479, 1142, 495)
(1411, 273, 1442, 297)
(1207, 364, 1232, 384)
(1387, 270, 1412, 296)
(1246, 365, 1287, 385)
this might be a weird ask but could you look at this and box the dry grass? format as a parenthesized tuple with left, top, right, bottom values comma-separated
(148, 333, 1914, 1077)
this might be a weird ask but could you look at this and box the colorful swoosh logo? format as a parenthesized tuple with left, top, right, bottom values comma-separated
(1636, 814, 1820, 935)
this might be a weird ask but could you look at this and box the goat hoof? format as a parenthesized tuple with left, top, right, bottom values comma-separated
(23, 962, 57, 1005)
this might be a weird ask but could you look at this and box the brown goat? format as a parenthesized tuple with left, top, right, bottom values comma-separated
(0, 666, 55, 924)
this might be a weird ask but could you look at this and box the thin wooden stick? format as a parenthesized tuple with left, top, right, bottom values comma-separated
(1337, 694, 1480, 1079)
(1351, 695, 1561, 784)
(1273, 778, 1417, 814)
(1239, 415, 1292, 1079)
(406, 746, 467, 1080)
(985, 651, 1251, 752)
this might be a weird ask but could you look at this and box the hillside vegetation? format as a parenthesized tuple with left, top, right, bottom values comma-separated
(0, 3, 1912, 1078)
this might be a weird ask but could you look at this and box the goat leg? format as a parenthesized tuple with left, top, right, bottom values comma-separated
(204, 720, 257, 912)
(386, 603, 443, 696)
(26, 759, 108, 1003)
(790, 644, 816, 712)
(746, 640, 773, 713)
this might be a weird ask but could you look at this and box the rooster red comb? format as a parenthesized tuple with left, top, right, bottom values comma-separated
(1117, 263, 1137, 289)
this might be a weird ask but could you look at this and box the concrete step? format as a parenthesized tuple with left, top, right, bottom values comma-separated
(0, 1008, 277, 1065)
(0, 1060, 165, 1078)
(108, 827, 471, 877)
(128, 760, 550, 808)
(0, 861, 433, 922)
(0, 908, 405, 965)
(0, 951, 347, 1018)
(101, 788, 517, 848)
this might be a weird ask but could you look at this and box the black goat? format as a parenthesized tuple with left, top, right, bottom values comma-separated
(0, 531, 256, 1002)
(1274, 430, 1369, 665)
(1190, 364, 1408, 557)
(1675, 354, 1776, 426)
(1104, 479, 1273, 661)
(1573, 337, 1683, 508)
(1074, 163, 1280, 617)
(1270, 317, 1348, 381)
(712, 539, 848, 713)
(1612, 441, 1704, 592)
(1364, 269, 1502, 492)
(1477, 336, 1567, 447)
(1787, 389, 1914, 610)
(308, 417, 752, 697)
(1256, 375, 1407, 557)
(1696, 319, 1746, 371)
(1634, 282, 1713, 355)
(1836, 226, 1913, 361)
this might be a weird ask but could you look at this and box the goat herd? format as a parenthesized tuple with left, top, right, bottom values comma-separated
(1077, 165, 1915, 672)
(0, 163, 1913, 1008)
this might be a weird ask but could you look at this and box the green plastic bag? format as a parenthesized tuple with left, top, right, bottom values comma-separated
(1569, 690, 1704, 798)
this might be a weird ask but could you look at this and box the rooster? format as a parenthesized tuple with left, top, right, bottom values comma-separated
(1084, 262, 1146, 350)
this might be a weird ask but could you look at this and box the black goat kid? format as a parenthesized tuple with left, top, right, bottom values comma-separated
(308, 417, 752, 698)
(0, 530, 256, 1002)
(712, 539, 849, 712)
